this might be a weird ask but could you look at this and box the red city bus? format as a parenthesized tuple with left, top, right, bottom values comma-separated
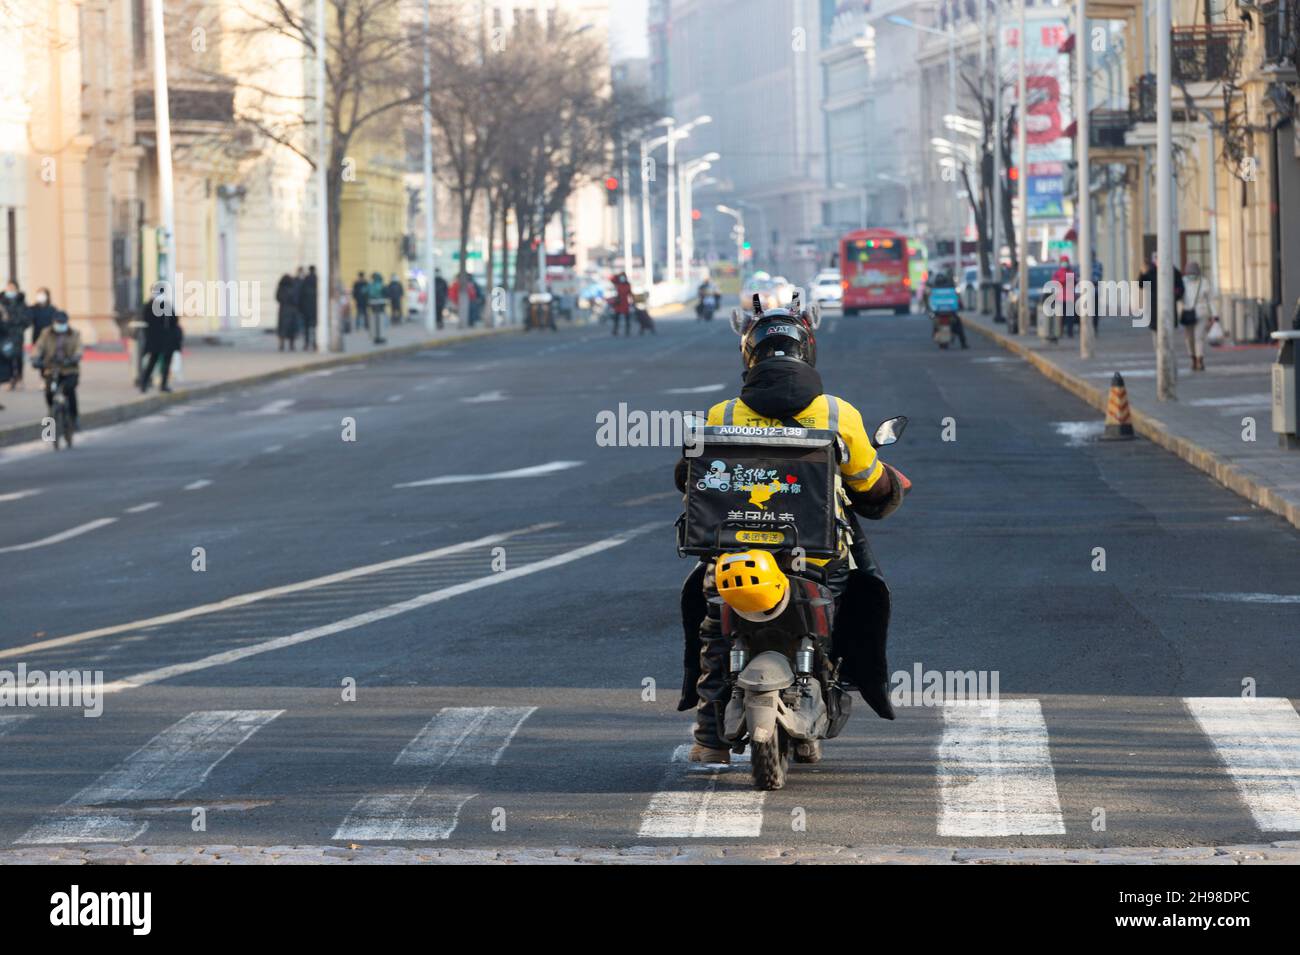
(838, 229, 912, 315)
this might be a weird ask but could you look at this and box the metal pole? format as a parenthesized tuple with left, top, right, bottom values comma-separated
(640, 139, 654, 289)
(992, 0, 1004, 320)
(1077, 1, 1094, 358)
(1016, 0, 1029, 335)
(314, 0, 331, 349)
(536, 197, 546, 294)
(421, 0, 436, 333)
(1206, 122, 1220, 311)
(665, 126, 678, 286)
(949, 27, 961, 277)
(149, 0, 175, 304)
(620, 145, 633, 273)
(1156, 0, 1175, 399)
(678, 162, 690, 282)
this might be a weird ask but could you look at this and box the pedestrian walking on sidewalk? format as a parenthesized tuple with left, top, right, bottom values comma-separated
(434, 271, 448, 329)
(299, 266, 318, 351)
(139, 284, 182, 393)
(386, 274, 403, 325)
(1139, 254, 1183, 335)
(610, 272, 632, 336)
(1181, 261, 1211, 372)
(367, 272, 388, 344)
(352, 272, 370, 331)
(2, 280, 28, 389)
(275, 273, 300, 351)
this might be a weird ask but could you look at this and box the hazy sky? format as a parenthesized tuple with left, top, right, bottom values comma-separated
(608, 0, 649, 62)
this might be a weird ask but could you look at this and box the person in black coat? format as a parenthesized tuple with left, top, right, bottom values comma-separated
(433, 271, 448, 330)
(386, 274, 403, 325)
(1138, 255, 1184, 332)
(1, 280, 28, 389)
(27, 288, 57, 345)
(139, 284, 183, 393)
(351, 272, 370, 331)
(275, 273, 300, 351)
(299, 266, 318, 351)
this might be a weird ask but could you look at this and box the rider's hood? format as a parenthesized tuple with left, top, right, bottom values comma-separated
(740, 357, 824, 420)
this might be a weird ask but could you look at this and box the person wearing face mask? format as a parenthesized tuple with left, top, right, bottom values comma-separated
(27, 288, 56, 347)
(1, 280, 28, 390)
(31, 309, 81, 427)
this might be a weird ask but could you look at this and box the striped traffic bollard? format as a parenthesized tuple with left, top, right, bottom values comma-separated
(1102, 371, 1134, 440)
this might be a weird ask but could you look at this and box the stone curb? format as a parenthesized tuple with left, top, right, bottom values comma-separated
(965, 318, 1300, 530)
(0, 326, 520, 449)
(2, 842, 1299, 865)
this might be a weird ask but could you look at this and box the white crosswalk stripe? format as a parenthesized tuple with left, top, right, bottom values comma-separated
(1185, 696, 1300, 831)
(637, 743, 765, 838)
(333, 706, 535, 841)
(937, 699, 1066, 837)
(16, 710, 282, 845)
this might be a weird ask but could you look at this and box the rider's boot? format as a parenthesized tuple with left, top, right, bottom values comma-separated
(690, 617, 731, 764)
(793, 740, 822, 763)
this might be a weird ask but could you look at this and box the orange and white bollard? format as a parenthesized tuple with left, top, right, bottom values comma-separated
(1102, 372, 1134, 440)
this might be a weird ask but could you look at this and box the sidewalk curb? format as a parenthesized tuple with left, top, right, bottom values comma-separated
(1, 841, 1297, 864)
(0, 326, 519, 449)
(966, 318, 1300, 530)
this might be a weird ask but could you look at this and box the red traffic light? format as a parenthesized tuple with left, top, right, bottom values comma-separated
(1009, 167, 1020, 181)
(691, 208, 702, 221)
(604, 176, 619, 191)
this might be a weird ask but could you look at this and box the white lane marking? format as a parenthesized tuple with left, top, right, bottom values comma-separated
(397, 707, 537, 769)
(125, 502, 161, 514)
(242, 398, 297, 416)
(335, 706, 536, 841)
(0, 489, 41, 503)
(394, 460, 583, 489)
(17, 710, 282, 844)
(1182, 592, 1300, 605)
(0, 715, 33, 736)
(461, 390, 507, 403)
(937, 699, 1066, 837)
(0, 517, 118, 555)
(387, 394, 403, 403)
(1186, 697, 1300, 831)
(184, 479, 212, 491)
(101, 524, 656, 693)
(1187, 393, 1271, 407)
(1052, 421, 1104, 447)
(334, 793, 476, 841)
(262, 444, 283, 454)
(637, 742, 764, 838)
(664, 383, 726, 394)
(618, 490, 680, 507)
(0, 524, 556, 661)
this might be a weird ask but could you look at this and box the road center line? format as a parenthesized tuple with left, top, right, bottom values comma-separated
(0, 523, 559, 660)
(0, 489, 42, 503)
(100, 523, 656, 693)
(125, 502, 161, 514)
(0, 517, 119, 556)
(394, 460, 583, 488)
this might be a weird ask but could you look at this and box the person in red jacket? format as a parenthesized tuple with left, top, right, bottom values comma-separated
(610, 272, 633, 336)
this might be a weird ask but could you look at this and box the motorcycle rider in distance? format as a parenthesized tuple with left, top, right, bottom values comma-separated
(31, 310, 82, 428)
(674, 295, 908, 763)
(926, 269, 968, 349)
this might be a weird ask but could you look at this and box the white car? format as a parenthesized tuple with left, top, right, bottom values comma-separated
(812, 270, 842, 307)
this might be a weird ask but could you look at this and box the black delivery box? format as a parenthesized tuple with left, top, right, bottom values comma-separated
(679, 426, 840, 558)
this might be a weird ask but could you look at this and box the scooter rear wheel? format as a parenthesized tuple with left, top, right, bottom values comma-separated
(751, 730, 789, 791)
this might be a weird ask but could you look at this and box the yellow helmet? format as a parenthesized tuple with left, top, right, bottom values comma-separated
(716, 550, 788, 615)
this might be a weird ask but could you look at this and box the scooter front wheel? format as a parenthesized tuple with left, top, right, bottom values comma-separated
(750, 729, 789, 791)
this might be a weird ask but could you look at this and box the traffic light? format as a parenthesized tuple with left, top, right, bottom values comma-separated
(1008, 166, 1020, 182)
(691, 208, 701, 221)
(604, 176, 619, 206)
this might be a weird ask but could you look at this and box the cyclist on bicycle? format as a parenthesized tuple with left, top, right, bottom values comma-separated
(31, 310, 82, 428)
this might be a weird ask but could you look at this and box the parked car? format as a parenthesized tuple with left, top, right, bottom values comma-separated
(1006, 264, 1059, 329)
(812, 270, 842, 308)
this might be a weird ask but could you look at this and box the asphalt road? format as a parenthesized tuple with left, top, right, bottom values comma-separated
(0, 307, 1297, 852)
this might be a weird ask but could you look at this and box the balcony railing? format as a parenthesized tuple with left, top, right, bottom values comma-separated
(1089, 109, 1132, 148)
(1171, 24, 1246, 83)
(1129, 73, 1193, 124)
(134, 83, 236, 128)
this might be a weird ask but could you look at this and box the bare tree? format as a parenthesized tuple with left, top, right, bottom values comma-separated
(229, 0, 422, 349)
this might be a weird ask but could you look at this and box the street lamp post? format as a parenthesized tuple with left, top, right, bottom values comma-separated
(993, 0, 1004, 321)
(680, 153, 719, 281)
(1076, 0, 1094, 359)
(717, 204, 746, 291)
(664, 115, 711, 287)
(148, 0, 175, 307)
(421, 0, 436, 333)
(1016, 0, 1029, 336)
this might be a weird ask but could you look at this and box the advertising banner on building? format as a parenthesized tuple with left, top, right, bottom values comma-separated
(1003, 13, 1072, 221)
